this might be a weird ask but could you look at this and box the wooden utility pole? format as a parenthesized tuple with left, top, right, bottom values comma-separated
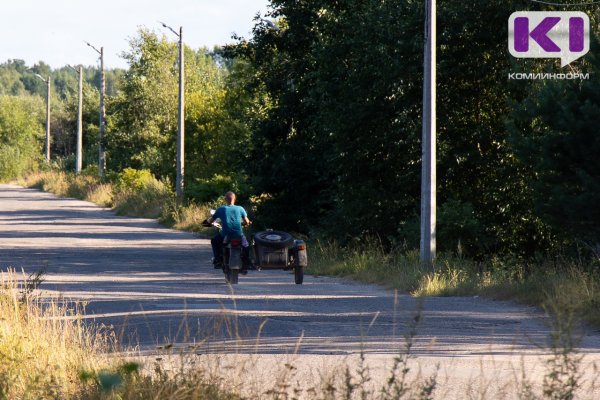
(176, 26, 185, 201)
(85, 41, 107, 177)
(420, 0, 437, 268)
(45, 77, 51, 162)
(76, 66, 83, 173)
(159, 22, 185, 201)
(99, 47, 106, 177)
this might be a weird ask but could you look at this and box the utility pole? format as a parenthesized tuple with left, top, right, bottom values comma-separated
(76, 66, 83, 173)
(85, 42, 106, 177)
(67, 65, 84, 173)
(34, 74, 51, 162)
(420, 0, 437, 268)
(177, 26, 185, 202)
(159, 22, 185, 201)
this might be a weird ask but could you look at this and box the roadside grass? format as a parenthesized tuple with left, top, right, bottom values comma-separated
(0, 269, 113, 398)
(0, 269, 242, 399)
(18, 170, 113, 207)
(0, 267, 439, 399)
(310, 240, 600, 329)
(16, 169, 215, 234)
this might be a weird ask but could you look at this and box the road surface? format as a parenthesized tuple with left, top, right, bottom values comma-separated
(0, 183, 598, 398)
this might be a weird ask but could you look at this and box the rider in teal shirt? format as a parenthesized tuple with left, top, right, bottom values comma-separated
(213, 204, 247, 239)
(207, 191, 251, 269)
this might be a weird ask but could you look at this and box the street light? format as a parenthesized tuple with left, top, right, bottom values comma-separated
(67, 65, 84, 174)
(85, 41, 106, 177)
(261, 18, 280, 32)
(159, 21, 185, 201)
(420, 0, 437, 268)
(34, 73, 51, 162)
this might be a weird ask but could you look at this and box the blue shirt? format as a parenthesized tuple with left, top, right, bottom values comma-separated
(213, 205, 247, 239)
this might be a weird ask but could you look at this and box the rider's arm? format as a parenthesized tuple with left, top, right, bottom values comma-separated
(242, 216, 251, 226)
(205, 207, 223, 226)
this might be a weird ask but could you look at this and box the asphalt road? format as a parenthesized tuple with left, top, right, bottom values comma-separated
(1, 183, 599, 398)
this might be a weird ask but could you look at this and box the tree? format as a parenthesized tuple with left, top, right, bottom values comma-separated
(509, 48, 600, 251)
(110, 28, 248, 200)
(226, 0, 583, 258)
(109, 28, 183, 175)
(0, 95, 44, 180)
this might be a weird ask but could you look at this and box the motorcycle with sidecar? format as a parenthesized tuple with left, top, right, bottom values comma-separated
(203, 212, 307, 285)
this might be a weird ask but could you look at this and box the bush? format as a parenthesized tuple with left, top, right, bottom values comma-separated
(112, 168, 174, 218)
(115, 168, 156, 192)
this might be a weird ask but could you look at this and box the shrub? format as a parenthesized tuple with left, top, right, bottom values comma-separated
(115, 168, 156, 192)
(112, 169, 174, 218)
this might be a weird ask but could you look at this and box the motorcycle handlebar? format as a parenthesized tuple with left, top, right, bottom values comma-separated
(203, 217, 250, 229)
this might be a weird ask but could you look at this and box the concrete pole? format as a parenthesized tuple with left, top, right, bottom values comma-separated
(45, 78, 51, 162)
(99, 47, 106, 177)
(176, 26, 185, 201)
(420, 0, 437, 268)
(76, 66, 83, 174)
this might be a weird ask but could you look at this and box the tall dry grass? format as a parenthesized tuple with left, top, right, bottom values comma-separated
(18, 170, 113, 207)
(17, 169, 215, 231)
(0, 269, 240, 399)
(0, 269, 114, 398)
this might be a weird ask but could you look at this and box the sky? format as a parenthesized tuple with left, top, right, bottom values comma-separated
(0, 0, 272, 69)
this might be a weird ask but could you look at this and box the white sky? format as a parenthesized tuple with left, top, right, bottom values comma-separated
(0, 0, 271, 69)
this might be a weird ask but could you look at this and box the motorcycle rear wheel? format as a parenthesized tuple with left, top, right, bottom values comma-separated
(226, 269, 239, 284)
(294, 266, 304, 285)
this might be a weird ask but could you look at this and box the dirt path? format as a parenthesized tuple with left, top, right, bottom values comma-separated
(1, 183, 598, 398)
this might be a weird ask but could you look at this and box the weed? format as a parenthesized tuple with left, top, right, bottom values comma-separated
(0, 270, 114, 398)
(20, 267, 45, 302)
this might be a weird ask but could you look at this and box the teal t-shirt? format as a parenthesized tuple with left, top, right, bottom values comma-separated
(213, 205, 247, 238)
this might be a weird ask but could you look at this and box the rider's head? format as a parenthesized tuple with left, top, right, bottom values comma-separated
(224, 191, 236, 205)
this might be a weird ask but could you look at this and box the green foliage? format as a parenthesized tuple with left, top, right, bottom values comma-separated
(437, 199, 485, 256)
(112, 168, 174, 218)
(109, 28, 246, 189)
(0, 60, 28, 96)
(109, 29, 180, 174)
(224, 0, 544, 257)
(79, 362, 140, 393)
(0, 59, 125, 165)
(0, 95, 44, 180)
(186, 173, 249, 203)
(1, 0, 598, 261)
(115, 167, 156, 192)
(509, 44, 600, 251)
